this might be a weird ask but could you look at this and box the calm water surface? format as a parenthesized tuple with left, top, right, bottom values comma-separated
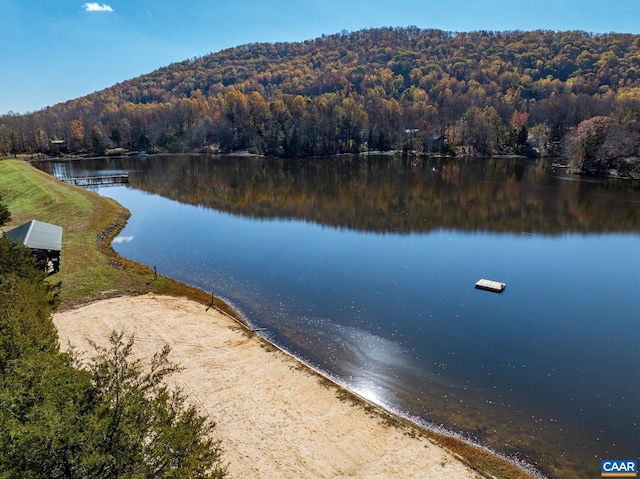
(39, 155, 640, 479)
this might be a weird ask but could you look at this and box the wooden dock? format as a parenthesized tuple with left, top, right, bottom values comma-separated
(475, 279, 506, 293)
(60, 173, 129, 188)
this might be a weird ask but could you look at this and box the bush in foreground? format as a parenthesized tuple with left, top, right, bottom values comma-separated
(0, 200, 227, 479)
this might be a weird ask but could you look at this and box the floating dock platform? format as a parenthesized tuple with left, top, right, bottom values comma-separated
(475, 279, 506, 293)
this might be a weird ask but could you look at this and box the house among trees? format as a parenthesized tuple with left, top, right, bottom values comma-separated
(49, 139, 67, 156)
(5, 220, 62, 273)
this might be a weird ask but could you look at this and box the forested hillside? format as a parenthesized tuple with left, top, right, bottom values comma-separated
(3, 27, 640, 162)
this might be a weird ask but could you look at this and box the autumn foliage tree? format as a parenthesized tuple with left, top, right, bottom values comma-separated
(565, 114, 640, 176)
(2, 27, 640, 159)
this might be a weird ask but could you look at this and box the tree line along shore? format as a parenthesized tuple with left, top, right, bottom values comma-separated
(2, 27, 640, 177)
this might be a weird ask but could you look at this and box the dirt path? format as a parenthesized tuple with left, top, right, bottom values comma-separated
(54, 294, 482, 479)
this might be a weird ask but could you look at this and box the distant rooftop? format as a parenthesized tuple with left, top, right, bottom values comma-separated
(5, 220, 62, 251)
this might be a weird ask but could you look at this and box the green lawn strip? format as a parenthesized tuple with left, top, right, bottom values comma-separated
(0, 158, 535, 479)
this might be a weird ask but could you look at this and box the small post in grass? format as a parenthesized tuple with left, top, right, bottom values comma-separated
(205, 291, 214, 311)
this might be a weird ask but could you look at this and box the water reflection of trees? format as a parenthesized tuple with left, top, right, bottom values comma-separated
(44, 155, 640, 234)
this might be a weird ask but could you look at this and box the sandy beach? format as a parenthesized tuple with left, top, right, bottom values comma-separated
(54, 294, 483, 479)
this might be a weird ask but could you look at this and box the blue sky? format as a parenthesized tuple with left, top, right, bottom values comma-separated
(2, 0, 640, 115)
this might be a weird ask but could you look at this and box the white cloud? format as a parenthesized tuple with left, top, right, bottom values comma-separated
(112, 235, 134, 244)
(83, 3, 114, 12)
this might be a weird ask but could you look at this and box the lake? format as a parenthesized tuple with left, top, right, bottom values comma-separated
(37, 155, 640, 479)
